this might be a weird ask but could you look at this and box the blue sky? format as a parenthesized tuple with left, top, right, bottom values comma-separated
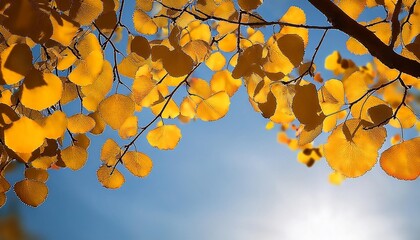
(1, 1, 419, 239)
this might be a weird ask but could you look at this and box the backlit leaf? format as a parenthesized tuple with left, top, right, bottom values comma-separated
(324, 119, 387, 177)
(14, 179, 48, 207)
(118, 116, 138, 139)
(147, 124, 182, 150)
(0, 43, 33, 85)
(97, 165, 125, 189)
(60, 145, 88, 171)
(4, 117, 45, 154)
(101, 138, 120, 166)
(238, 0, 263, 11)
(196, 91, 230, 121)
(122, 151, 153, 177)
(206, 52, 226, 71)
(67, 114, 95, 134)
(25, 168, 49, 182)
(133, 9, 157, 35)
(99, 94, 136, 130)
(380, 137, 420, 180)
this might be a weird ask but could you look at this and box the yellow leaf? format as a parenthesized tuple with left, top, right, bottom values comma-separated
(182, 40, 211, 63)
(20, 70, 63, 110)
(0, 176, 11, 193)
(325, 51, 344, 75)
(31, 156, 57, 170)
(328, 171, 346, 185)
(101, 138, 121, 166)
(389, 106, 416, 128)
(0, 43, 33, 85)
(150, 99, 180, 119)
(50, 10, 79, 46)
(74, 134, 91, 150)
(60, 145, 88, 171)
(277, 34, 305, 68)
(14, 179, 48, 207)
(297, 147, 323, 167)
(25, 168, 49, 182)
(180, 21, 211, 45)
(41, 111, 67, 139)
(180, 97, 197, 119)
(279, 6, 308, 46)
(76, 33, 102, 59)
(122, 151, 153, 177)
(346, 37, 368, 55)
(99, 94, 135, 130)
(238, 0, 263, 11)
(68, 51, 104, 86)
(4, 117, 45, 153)
(205, 52, 226, 71)
(298, 124, 323, 146)
(118, 116, 138, 139)
(133, 9, 157, 35)
(147, 124, 182, 150)
(336, 0, 365, 20)
(89, 111, 106, 135)
(380, 137, 420, 180)
(69, 0, 104, 25)
(196, 91, 230, 121)
(189, 78, 212, 99)
(67, 114, 96, 134)
(324, 119, 387, 178)
(218, 33, 237, 52)
(97, 165, 125, 189)
(210, 70, 241, 97)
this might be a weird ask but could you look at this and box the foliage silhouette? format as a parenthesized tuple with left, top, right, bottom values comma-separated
(0, 0, 419, 207)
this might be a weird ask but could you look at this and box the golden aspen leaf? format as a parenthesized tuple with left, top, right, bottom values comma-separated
(298, 124, 323, 146)
(292, 83, 324, 129)
(238, 0, 263, 11)
(214, 1, 236, 18)
(99, 94, 135, 130)
(74, 134, 90, 150)
(60, 145, 88, 171)
(97, 165, 125, 189)
(197, 91, 230, 121)
(367, 104, 393, 126)
(88, 111, 106, 135)
(189, 78, 212, 99)
(162, 0, 189, 8)
(118, 52, 146, 78)
(346, 37, 368, 55)
(279, 6, 308, 46)
(130, 36, 151, 59)
(325, 51, 344, 75)
(210, 70, 242, 97)
(297, 147, 323, 167)
(277, 34, 305, 68)
(132, 75, 157, 106)
(380, 137, 420, 180)
(136, 0, 153, 11)
(329, 171, 346, 185)
(324, 119, 387, 178)
(163, 48, 194, 77)
(270, 83, 295, 124)
(41, 111, 67, 139)
(182, 40, 211, 63)
(0, 89, 12, 106)
(31, 156, 57, 170)
(180, 21, 211, 45)
(258, 91, 277, 118)
(57, 48, 77, 71)
(232, 44, 263, 78)
(61, 81, 78, 105)
(265, 121, 275, 130)
(206, 52, 226, 71)
(77, 33, 102, 59)
(4, 117, 45, 153)
(133, 9, 158, 35)
(118, 116, 138, 139)
(14, 179, 48, 207)
(69, 0, 104, 25)
(0, 176, 10, 193)
(20, 70, 63, 110)
(67, 114, 95, 134)
(343, 70, 370, 103)
(337, 0, 365, 20)
(263, 36, 296, 75)
(50, 10, 79, 46)
(180, 97, 197, 119)
(122, 151, 153, 177)
(146, 124, 182, 150)
(68, 51, 104, 86)
(0, 43, 33, 85)
(101, 138, 120, 166)
(318, 79, 345, 115)
(389, 105, 417, 128)
(150, 99, 180, 119)
(218, 33, 237, 52)
(25, 168, 49, 182)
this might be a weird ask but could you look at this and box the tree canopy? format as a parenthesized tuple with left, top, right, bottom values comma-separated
(0, 0, 419, 207)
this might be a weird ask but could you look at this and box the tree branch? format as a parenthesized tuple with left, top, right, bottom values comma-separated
(308, 0, 420, 78)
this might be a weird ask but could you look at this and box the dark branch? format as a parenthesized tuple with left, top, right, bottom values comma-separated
(308, 0, 420, 78)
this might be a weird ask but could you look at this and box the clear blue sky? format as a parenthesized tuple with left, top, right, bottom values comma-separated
(1, 1, 419, 239)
